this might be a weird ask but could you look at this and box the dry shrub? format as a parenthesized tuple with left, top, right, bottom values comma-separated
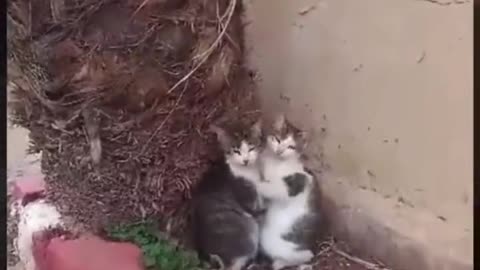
(7, 0, 260, 236)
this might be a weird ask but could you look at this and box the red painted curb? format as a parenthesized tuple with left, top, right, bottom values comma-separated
(34, 234, 144, 270)
(32, 231, 52, 270)
(12, 176, 46, 206)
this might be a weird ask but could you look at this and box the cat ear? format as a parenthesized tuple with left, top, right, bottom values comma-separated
(251, 119, 262, 138)
(273, 114, 286, 131)
(210, 125, 231, 150)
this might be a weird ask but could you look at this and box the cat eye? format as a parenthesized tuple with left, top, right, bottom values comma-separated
(274, 137, 281, 143)
(233, 149, 241, 155)
(288, 146, 296, 150)
(248, 147, 256, 152)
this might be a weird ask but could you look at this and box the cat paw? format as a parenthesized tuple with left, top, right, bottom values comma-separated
(297, 264, 313, 270)
(298, 250, 314, 262)
(272, 260, 287, 270)
(230, 257, 249, 270)
(246, 263, 261, 270)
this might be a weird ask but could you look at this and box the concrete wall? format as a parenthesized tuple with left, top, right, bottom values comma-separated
(243, 0, 472, 269)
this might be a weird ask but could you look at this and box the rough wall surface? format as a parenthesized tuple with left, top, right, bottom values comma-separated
(243, 0, 472, 269)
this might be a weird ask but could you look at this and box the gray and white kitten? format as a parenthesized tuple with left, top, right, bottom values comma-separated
(192, 120, 264, 270)
(246, 115, 324, 270)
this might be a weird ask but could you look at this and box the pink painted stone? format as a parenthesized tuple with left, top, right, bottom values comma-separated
(35, 235, 144, 270)
(32, 231, 52, 270)
(12, 176, 46, 205)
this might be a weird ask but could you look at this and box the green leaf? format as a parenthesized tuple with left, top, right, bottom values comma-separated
(105, 221, 202, 270)
(144, 255, 156, 268)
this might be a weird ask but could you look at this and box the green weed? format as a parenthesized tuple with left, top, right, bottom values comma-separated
(106, 222, 204, 270)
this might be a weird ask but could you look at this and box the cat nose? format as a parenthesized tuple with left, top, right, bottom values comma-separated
(243, 160, 249, 165)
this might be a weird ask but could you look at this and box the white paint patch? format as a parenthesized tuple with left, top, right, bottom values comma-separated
(16, 200, 63, 270)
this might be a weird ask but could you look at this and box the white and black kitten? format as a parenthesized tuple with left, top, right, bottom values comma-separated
(191, 120, 264, 270)
(248, 115, 325, 270)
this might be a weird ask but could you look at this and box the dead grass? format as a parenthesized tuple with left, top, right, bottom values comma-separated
(8, 0, 260, 235)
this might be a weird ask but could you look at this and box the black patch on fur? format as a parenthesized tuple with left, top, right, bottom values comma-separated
(281, 173, 327, 251)
(283, 173, 307, 197)
(281, 212, 321, 251)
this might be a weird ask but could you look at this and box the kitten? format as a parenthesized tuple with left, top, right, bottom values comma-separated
(249, 115, 324, 270)
(191, 120, 264, 270)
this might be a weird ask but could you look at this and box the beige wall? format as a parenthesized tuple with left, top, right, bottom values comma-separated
(243, 0, 472, 269)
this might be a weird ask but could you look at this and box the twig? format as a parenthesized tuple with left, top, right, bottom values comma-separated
(332, 244, 390, 270)
(71, 0, 105, 27)
(138, 82, 189, 157)
(106, 24, 159, 50)
(215, 0, 240, 53)
(131, 0, 151, 19)
(193, 0, 236, 61)
(167, 0, 237, 95)
(28, 0, 32, 36)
